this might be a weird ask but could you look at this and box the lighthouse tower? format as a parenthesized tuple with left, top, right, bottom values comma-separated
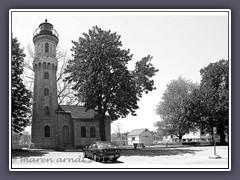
(31, 19, 59, 148)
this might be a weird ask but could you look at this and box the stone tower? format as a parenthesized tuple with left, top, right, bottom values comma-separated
(31, 19, 59, 148)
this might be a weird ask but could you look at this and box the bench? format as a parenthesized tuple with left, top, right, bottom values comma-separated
(133, 143, 145, 149)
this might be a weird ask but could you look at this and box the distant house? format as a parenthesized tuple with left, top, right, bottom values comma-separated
(127, 128, 153, 146)
(162, 129, 212, 144)
(182, 130, 212, 143)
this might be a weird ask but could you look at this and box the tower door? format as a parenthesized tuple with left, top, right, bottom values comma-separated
(62, 126, 69, 146)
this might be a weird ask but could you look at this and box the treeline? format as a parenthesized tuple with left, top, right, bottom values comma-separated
(155, 59, 229, 145)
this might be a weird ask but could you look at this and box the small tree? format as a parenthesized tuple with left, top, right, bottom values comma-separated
(113, 123, 127, 146)
(12, 37, 31, 134)
(151, 130, 164, 143)
(64, 26, 159, 141)
(154, 121, 169, 139)
(155, 76, 199, 144)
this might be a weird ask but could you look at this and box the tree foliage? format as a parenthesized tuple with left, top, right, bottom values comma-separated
(155, 60, 229, 145)
(155, 76, 199, 140)
(12, 37, 32, 134)
(64, 26, 158, 140)
(194, 59, 229, 144)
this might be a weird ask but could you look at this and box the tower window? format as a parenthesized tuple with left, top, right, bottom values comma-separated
(44, 106, 50, 114)
(44, 88, 49, 96)
(37, 43, 40, 54)
(45, 43, 49, 53)
(81, 126, 86, 137)
(90, 126, 96, 138)
(53, 45, 56, 55)
(44, 72, 49, 79)
(44, 126, 50, 137)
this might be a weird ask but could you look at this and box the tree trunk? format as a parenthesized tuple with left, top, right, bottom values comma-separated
(99, 113, 106, 141)
(179, 134, 183, 146)
(219, 128, 226, 145)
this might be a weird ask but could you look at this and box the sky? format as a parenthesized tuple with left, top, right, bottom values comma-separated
(11, 10, 229, 134)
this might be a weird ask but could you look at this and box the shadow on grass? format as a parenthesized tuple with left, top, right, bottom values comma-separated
(121, 147, 202, 157)
(12, 149, 49, 158)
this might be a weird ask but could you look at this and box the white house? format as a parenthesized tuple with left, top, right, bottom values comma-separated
(182, 130, 212, 143)
(162, 129, 212, 144)
(127, 128, 153, 146)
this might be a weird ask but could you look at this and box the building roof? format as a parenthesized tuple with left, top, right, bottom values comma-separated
(59, 105, 96, 119)
(128, 128, 149, 136)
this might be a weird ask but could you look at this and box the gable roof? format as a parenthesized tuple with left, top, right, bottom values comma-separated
(128, 128, 149, 136)
(59, 105, 96, 119)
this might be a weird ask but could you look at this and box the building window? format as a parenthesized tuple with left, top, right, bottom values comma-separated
(44, 106, 50, 114)
(81, 126, 86, 137)
(44, 72, 49, 79)
(90, 126, 96, 138)
(45, 43, 49, 53)
(53, 45, 56, 55)
(44, 126, 50, 137)
(44, 88, 49, 96)
(132, 137, 135, 141)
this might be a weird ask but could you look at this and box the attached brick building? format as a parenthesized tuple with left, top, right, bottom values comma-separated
(31, 20, 111, 149)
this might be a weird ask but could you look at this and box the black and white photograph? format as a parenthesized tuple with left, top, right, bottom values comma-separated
(10, 9, 230, 171)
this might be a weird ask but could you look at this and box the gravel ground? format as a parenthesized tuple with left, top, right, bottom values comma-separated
(11, 146, 229, 170)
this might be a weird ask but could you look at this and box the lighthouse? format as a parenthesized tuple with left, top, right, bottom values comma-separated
(31, 19, 59, 148)
(30, 19, 112, 149)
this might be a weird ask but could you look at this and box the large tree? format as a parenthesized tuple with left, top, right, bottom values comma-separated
(155, 76, 199, 143)
(12, 37, 31, 134)
(198, 59, 229, 144)
(178, 60, 229, 145)
(64, 26, 158, 141)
